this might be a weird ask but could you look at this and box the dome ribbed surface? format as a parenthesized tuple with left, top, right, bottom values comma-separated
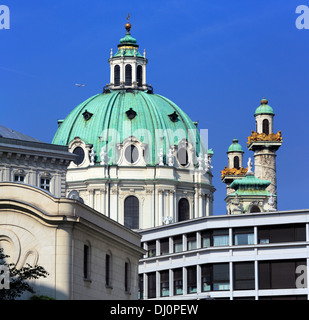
(52, 90, 204, 165)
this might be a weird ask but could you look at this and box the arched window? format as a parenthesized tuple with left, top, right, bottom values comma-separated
(233, 156, 240, 169)
(250, 205, 261, 213)
(124, 196, 139, 229)
(125, 64, 132, 86)
(178, 198, 189, 222)
(262, 119, 269, 135)
(137, 65, 143, 87)
(114, 65, 120, 86)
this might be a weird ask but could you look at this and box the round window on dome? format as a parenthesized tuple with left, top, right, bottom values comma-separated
(125, 145, 139, 164)
(73, 147, 85, 165)
(177, 148, 189, 166)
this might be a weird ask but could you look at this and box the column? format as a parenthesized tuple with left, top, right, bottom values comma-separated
(55, 226, 73, 300)
(197, 265, 201, 294)
(183, 267, 187, 296)
(88, 189, 94, 209)
(156, 271, 160, 298)
(142, 63, 146, 86)
(254, 260, 258, 300)
(199, 192, 203, 217)
(205, 194, 210, 216)
(194, 189, 198, 219)
(143, 273, 148, 300)
(110, 186, 118, 222)
(110, 62, 114, 84)
(105, 184, 110, 217)
(169, 269, 173, 297)
(229, 261, 233, 300)
(100, 188, 106, 215)
(132, 62, 137, 85)
(170, 190, 175, 222)
(120, 60, 124, 84)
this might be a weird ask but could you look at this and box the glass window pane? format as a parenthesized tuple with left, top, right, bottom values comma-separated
(124, 196, 139, 229)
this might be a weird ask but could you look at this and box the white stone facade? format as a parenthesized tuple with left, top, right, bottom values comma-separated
(0, 183, 144, 300)
(0, 136, 75, 198)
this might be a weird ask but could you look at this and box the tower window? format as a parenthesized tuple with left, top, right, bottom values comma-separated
(114, 65, 120, 86)
(262, 119, 269, 135)
(178, 198, 189, 222)
(124, 196, 139, 229)
(137, 65, 143, 87)
(125, 64, 132, 86)
(233, 156, 240, 169)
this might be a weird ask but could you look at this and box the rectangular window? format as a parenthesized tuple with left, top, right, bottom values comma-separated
(160, 238, 169, 255)
(202, 263, 230, 291)
(160, 270, 169, 297)
(201, 230, 211, 248)
(138, 274, 143, 300)
(173, 235, 183, 253)
(233, 227, 254, 245)
(148, 272, 156, 299)
(259, 259, 306, 289)
(147, 241, 156, 257)
(234, 262, 255, 290)
(258, 224, 306, 244)
(173, 268, 183, 295)
(187, 266, 197, 294)
(124, 262, 129, 292)
(40, 178, 50, 191)
(187, 233, 197, 251)
(83, 245, 89, 279)
(201, 229, 229, 247)
(14, 175, 24, 182)
(105, 254, 111, 286)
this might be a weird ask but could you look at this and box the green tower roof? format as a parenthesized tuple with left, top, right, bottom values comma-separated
(227, 138, 244, 153)
(254, 98, 274, 116)
(230, 172, 271, 196)
(52, 90, 205, 165)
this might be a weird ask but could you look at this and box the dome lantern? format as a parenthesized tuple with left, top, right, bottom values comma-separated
(108, 15, 148, 91)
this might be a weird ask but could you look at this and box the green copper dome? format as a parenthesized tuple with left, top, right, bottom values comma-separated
(254, 98, 274, 116)
(227, 138, 244, 153)
(52, 90, 205, 165)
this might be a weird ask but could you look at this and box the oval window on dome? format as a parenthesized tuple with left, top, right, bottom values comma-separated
(177, 148, 189, 166)
(73, 147, 85, 165)
(125, 145, 139, 164)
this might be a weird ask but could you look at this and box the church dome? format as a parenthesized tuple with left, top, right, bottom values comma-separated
(254, 98, 274, 116)
(52, 89, 204, 165)
(227, 138, 244, 153)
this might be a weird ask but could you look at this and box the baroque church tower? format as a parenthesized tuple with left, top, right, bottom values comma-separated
(247, 98, 283, 208)
(223, 98, 282, 214)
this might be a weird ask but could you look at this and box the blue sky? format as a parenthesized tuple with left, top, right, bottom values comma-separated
(1, 0, 308, 215)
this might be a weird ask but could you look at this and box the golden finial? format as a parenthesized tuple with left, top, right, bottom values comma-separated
(125, 13, 131, 33)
